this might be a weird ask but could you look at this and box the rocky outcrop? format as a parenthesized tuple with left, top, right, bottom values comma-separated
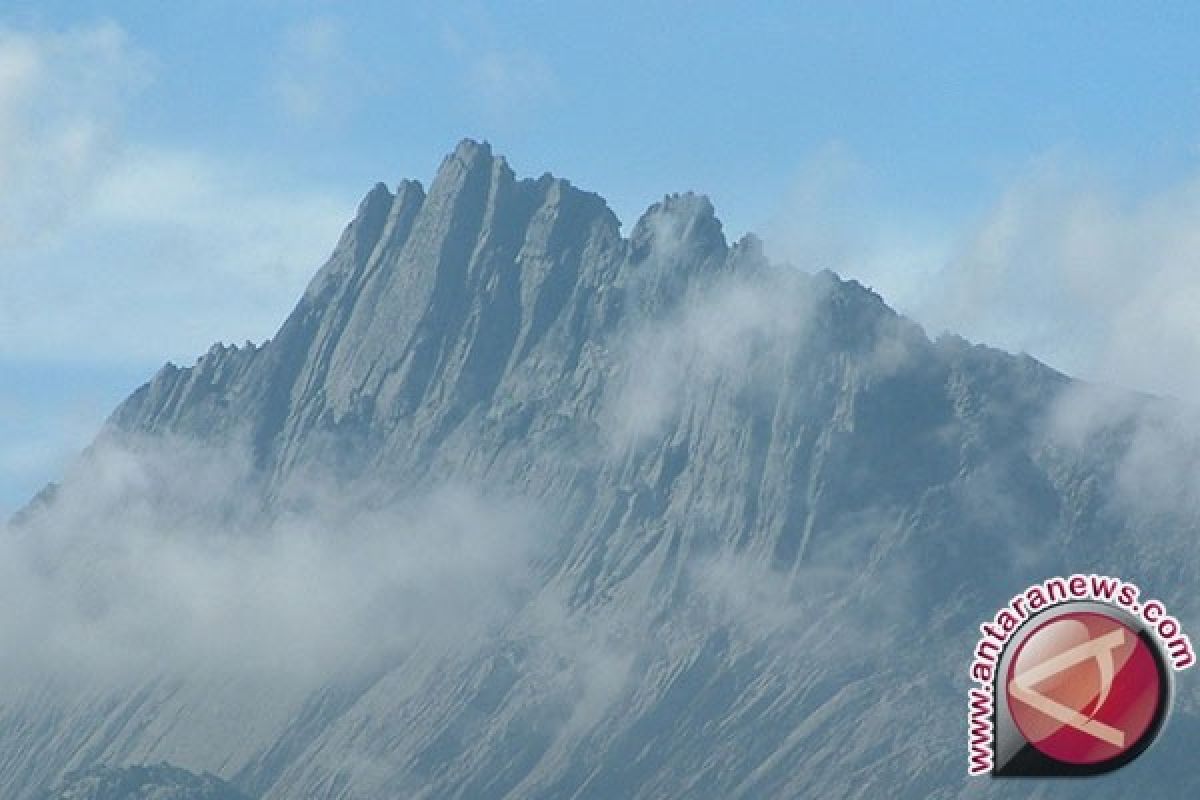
(41, 764, 250, 800)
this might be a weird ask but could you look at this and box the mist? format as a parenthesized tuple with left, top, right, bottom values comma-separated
(0, 434, 550, 694)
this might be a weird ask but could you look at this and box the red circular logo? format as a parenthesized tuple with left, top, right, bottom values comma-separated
(1006, 611, 1163, 765)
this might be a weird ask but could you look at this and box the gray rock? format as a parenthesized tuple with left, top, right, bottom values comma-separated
(41, 764, 250, 800)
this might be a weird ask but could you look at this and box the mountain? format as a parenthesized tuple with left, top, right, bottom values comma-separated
(41, 764, 249, 800)
(4, 139, 1198, 799)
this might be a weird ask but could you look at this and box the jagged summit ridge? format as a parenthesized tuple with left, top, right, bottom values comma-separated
(106, 140, 779, 479)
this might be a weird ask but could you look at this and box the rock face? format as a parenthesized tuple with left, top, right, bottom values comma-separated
(41, 764, 249, 800)
(7, 140, 1200, 799)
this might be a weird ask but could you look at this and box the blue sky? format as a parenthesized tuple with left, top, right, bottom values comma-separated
(4, 2, 1200, 513)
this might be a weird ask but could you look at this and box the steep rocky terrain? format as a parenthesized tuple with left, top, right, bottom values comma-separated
(5, 140, 1198, 798)
(41, 764, 248, 800)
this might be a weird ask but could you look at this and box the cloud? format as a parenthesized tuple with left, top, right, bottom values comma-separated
(0, 22, 148, 246)
(762, 145, 951, 318)
(0, 434, 549, 691)
(0, 22, 353, 366)
(768, 147, 1200, 403)
(0, 372, 125, 518)
(605, 274, 811, 443)
(762, 143, 876, 272)
(269, 16, 367, 124)
(1, 147, 350, 364)
(603, 225, 828, 445)
(441, 21, 560, 124)
(930, 161, 1200, 401)
(602, 263, 919, 448)
(468, 49, 559, 117)
(1046, 380, 1200, 519)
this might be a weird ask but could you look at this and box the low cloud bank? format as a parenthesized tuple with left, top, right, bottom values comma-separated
(0, 435, 547, 692)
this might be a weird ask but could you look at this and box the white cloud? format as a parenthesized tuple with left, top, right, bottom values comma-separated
(0, 21, 356, 521)
(441, 21, 560, 125)
(1047, 381, 1200, 518)
(1, 434, 548, 690)
(0, 381, 120, 516)
(605, 268, 823, 444)
(923, 161, 1200, 401)
(763, 145, 952, 324)
(269, 16, 366, 123)
(768, 148, 1200, 402)
(468, 49, 559, 118)
(762, 143, 876, 272)
(0, 22, 148, 246)
(0, 23, 354, 366)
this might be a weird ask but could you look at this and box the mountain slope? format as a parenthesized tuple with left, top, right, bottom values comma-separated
(41, 764, 249, 800)
(6, 140, 1198, 799)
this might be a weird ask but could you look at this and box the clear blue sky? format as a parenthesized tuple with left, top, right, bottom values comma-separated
(4, 2, 1200, 513)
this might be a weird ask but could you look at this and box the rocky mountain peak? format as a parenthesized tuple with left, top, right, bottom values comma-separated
(631, 192, 725, 251)
(10, 140, 1198, 800)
